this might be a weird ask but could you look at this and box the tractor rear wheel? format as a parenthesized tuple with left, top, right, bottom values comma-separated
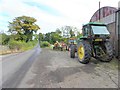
(98, 41, 113, 62)
(70, 45, 76, 58)
(77, 41, 91, 64)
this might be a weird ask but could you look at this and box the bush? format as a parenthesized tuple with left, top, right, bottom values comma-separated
(21, 40, 37, 50)
(0, 33, 10, 45)
(9, 40, 24, 50)
(40, 41, 50, 48)
(8, 39, 38, 51)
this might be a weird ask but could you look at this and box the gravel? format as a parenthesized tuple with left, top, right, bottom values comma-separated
(18, 48, 119, 88)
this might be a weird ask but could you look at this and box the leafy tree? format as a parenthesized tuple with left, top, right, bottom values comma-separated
(61, 26, 71, 38)
(8, 16, 40, 42)
(70, 29, 75, 38)
(44, 32, 51, 42)
(0, 33, 10, 45)
(43, 31, 63, 44)
(38, 33, 44, 41)
(56, 28, 62, 35)
(50, 32, 62, 44)
(77, 31, 83, 38)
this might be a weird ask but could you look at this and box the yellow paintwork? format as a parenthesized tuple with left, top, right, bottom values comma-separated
(78, 45, 84, 60)
(95, 39, 102, 41)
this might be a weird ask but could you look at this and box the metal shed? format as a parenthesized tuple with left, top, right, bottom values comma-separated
(90, 6, 119, 57)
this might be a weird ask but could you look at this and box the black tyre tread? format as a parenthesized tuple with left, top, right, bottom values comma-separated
(70, 45, 75, 58)
(61, 47, 63, 51)
(100, 41, 113, 62)
(77, 41, 91, 64)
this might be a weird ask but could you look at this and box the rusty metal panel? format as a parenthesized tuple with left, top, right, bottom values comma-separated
(90, 6, 117, 22)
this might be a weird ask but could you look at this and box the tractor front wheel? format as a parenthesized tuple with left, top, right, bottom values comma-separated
(77, 41, 91, 64)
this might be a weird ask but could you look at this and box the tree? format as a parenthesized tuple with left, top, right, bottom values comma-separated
(0, 33, 10, 45)
(61, 26, 71, 38)
(8, 16, 40, 42)
(43, 31, 63, 44)
(50, 32, 62, 44)
(44, 32, 51, 42)
(77, 31, 83, 38)
(56, 28, 62, 35)
(39, 33, 44, 41)
(70, 29, 75, 38)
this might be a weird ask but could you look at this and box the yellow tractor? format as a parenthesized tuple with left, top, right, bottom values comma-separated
(53, 41, 63, 51)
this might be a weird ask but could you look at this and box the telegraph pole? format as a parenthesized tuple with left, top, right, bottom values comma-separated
(99, 1, 101, 22)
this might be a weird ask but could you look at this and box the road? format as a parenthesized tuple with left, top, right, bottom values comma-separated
(1, 45, 119, 88)
(1, 45, 41, 88)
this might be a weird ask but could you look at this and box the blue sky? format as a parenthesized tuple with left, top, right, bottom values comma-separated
(0, 0, 119, 34)
(24, 1, 62, 16)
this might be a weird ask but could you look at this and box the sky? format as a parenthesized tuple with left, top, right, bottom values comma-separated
(0, 0, 119, 34)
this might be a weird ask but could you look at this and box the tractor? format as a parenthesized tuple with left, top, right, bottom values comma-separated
(66, 37, 77, 51)
(70, 22, 114, 64)
(53, 41, 63, 51)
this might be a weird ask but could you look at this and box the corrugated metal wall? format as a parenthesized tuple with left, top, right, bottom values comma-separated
(107, 23, 115, 49)
(115, 9, 120, 57)
(90, 6, 120, 57)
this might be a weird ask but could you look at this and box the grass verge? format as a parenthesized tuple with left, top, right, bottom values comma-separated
(0, 40, 38, 55)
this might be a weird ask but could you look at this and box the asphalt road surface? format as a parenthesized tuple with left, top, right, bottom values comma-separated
(1, 45, 119, 88)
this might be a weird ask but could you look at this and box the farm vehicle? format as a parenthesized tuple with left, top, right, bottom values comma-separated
(53, 41, 67, 51)
(66, 38, 77, 51)
(70, 22, 114, 64)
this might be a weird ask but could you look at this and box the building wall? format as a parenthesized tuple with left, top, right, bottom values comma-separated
(99, 13, 115, 24)
(115, 9, 120, 57)
(107, 22, 115, 50)
(90, 7, 117, 22)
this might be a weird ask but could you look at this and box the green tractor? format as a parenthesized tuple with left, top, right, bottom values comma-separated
(70, 22, 114, 64)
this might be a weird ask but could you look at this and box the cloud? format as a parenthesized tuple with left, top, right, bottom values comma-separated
(0, 0, 119, 34)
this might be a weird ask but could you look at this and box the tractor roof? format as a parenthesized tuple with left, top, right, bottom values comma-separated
(83, 22, 106, 26)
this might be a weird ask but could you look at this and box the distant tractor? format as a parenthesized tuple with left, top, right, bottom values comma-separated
(66, 38, 77, 51)
(53, 41, 63, 51)
(70, 22, 114, 64)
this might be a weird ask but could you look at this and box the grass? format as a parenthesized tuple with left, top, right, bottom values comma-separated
(0, 40, 38, 55)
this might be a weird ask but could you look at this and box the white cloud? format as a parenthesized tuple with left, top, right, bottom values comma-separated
(0, 0, 119, 34)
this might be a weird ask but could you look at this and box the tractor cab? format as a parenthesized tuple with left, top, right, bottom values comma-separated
(81, 22, 110, 41)
(68, 38, 77, 45)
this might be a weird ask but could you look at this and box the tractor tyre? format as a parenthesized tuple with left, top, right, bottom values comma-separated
(70, 45, 76, 58)
(77, 41, 91, 64)
(53, 47, 55, 50)
(66, 46, 69, 51)
(99, 41, 113, 62)
(61, 47, 63, 51)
